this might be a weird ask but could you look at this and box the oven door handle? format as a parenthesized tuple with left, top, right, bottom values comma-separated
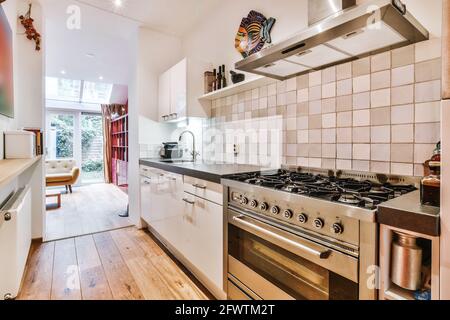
(231, 215, 331, 260)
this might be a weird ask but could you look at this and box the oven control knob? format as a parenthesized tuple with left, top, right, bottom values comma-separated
(298, 213, 308, 224)
(240, 197, 249, 205)
(250, 200, 258, 208)
(313, 218, 325, 229)
(283, 209, 293, 219)
(260, 202, 269, 211)
(332, 223, 344, 234)
(271, 206, 280, 215)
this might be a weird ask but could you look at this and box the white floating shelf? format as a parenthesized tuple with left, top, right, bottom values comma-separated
(198, 76, 275, 101)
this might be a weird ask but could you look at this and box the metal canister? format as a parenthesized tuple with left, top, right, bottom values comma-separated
(391, 232, 423, 290)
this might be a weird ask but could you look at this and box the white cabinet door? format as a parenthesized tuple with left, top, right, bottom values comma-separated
(140, 175, 153, 223)
(158, 69, 171, 122)
(181, 192, 224, 292)
(170, 58, 187, 120)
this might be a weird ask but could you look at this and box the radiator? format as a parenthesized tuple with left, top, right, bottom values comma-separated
(0, 187, 32, 300)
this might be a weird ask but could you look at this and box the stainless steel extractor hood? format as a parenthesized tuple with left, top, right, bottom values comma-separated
(235, 0, 429, 80)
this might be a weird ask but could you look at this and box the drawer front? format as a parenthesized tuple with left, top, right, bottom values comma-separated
(184, 176, 223, 205)
(140, 165, 162, 177)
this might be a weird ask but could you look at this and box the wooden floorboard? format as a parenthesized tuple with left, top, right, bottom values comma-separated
(18, 228, 211, 300)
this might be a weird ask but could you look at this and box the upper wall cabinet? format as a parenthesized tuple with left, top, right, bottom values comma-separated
(158, 58, 211, 122)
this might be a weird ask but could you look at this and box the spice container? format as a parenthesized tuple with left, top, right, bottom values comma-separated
(421, 142, 441, 207)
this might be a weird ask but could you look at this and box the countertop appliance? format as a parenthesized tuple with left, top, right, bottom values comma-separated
(235, 0, 429, 80)
(159, 142, 183, 159)
(222, 168, 418, 300)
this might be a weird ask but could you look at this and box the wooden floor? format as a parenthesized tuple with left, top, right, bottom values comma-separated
(18, 227, 211, 300)
(45, 184, 132, 241)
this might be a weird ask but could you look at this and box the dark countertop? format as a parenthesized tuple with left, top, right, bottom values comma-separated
(139, 158, 262, 184)
(377, 191, 440, 236)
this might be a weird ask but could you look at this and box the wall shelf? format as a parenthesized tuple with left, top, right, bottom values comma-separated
(0, 156, 42, 190)
(198, 76, 275, 101)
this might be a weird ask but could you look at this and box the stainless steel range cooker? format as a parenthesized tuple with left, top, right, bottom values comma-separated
(222, 168, 419, 300)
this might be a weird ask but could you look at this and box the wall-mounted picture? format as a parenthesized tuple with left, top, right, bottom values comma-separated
(0, 5, 14, 118)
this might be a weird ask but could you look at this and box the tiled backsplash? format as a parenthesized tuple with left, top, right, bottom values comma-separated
(202, 38, 442, 177)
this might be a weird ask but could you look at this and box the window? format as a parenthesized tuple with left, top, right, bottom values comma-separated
(82, 81, 113, 104)
(45, 77, 113, 104)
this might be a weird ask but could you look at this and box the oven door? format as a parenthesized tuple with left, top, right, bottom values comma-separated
(227, 209, 359, 300)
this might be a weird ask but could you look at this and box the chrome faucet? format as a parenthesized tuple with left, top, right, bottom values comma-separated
(179, 130, 199, 162)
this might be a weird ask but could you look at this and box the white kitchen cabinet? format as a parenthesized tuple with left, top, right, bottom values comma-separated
(158, 58, 211, 122)
(181, 192, 224, 293)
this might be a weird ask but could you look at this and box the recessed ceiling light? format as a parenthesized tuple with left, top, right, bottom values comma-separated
(86, 53, 95, 58)
(99, 76, 104, 80)
(60, 70, 66, 75)
(114, 0, 123, 7)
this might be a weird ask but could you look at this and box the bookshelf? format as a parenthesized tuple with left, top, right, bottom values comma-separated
(111, 114, 128, 188)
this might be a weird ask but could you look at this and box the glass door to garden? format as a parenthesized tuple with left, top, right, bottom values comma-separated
(46, 111, 104, 185)
(81, 113, 104, 184)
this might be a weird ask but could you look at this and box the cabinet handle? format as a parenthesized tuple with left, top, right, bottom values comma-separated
(144, 181, 151, 185)
(192, 184, 207, 189)
(168, 177, 177, 181)
(183, 198, 195, 205)
(4, 212, 12, 222)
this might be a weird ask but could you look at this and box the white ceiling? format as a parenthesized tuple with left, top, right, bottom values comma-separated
(40, 0, 221, 86)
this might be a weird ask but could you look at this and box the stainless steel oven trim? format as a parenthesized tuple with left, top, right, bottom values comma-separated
(222, 178, 377, 222)
(228, 256, 295, 300)
(228, 274, 262, 300)
(229, 205, 359, 256)
(228, 209, 359, 282)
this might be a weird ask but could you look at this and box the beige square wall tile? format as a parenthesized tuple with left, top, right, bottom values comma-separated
(337, 62, 352, 80)
(337, 128, 352, 143)
(353, 75, 371, 93)
(371, 51, 391, 72)
(322, 144, 336, 158)
(414, 144, 436, 164)
(391, 144, 413, 163)
(371, 107, 391, 126)
(337, 79, 352, 96)
(286, 144, 297, 157)
(353, 144, 370, 160)
(322, 66, 336, 84)
(415, 58, 442, 83)
(352, 160, 370, 172)
(297, 157, 309, 166)
(322, 98, 336, 114)
(371, 88, 391, 108)
(309, 144, 322, 157)
(414, 164, 425, 177)
(337, 111, 352, 127)
(322, 82, 336, 98)
(297, 88, 309, 103)
(415, 38, 441, 63)
(322, 113, 336, 128)
(285, 91, 296, 105)
(268, 83, 277, 96)
(309, 100, 322, 115)
(371, 161, 390, 174)
(371, 70, 391, 90)
(392, 124, 414, 143)
(392, 65, 415, 87)
(297, 116, 309, 130)
(277, 81, 286, 94)
(286, 131, 297, 144)
(415, 80, 441, 103)
(277, 93, 286, 106)
(309, 129, 322, 143)
(322, 159, 336, 170)
(337, 95, 352, 112)
(371, 144, 391, 162)
(309, 71, 322, 87)
(391, 85, 414, 106)
(392, 44, 415, 68)
(309, 85, 322, 101)
(353, 57, 371, 77)
(322, 128, 336, 144)
(286, 77, 297, 92)
(297, 102, 309, 116)
(309, 114, 322, 129)
(353, 92, 370, 110)
(297, 130, 309, 144)
(309, 158, 322, 168)
(371, 125, 391, 143)
(391, 104, 414, 124)
(353, 109, 370, 127)
(337, 159, 352, 170)
(297, 144, 309, 157)
(353, 127, 370, 143)
(415, 101, 441, 123)
(391, 163, 413, 176)
(337, 144, 352, 159)
(415, 122, 440, 143)
(297, 75, 309, 90)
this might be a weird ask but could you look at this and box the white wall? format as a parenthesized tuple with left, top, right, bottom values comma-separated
(0, 0, 45, 239)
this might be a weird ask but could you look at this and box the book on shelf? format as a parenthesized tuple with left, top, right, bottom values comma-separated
(22, 127, 43, 156)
